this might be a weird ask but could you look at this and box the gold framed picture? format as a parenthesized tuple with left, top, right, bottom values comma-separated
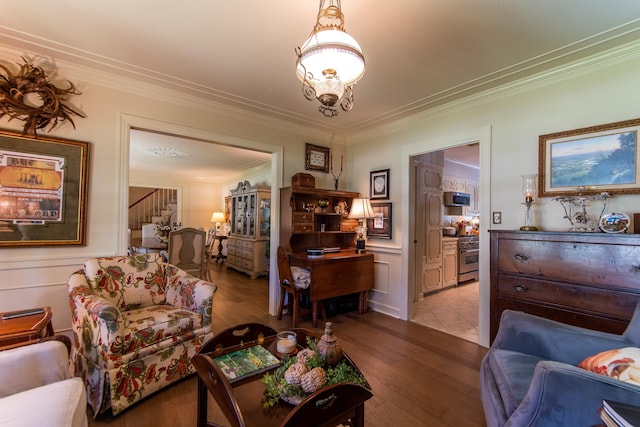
(305, 143, 330, 173)
(539, 118, 640, 197)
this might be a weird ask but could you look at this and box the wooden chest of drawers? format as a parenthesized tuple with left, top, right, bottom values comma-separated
(490, 230, 640, 342)
(226, 236, 269, 279)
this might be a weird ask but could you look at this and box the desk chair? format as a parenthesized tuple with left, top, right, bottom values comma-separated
(167, 227, 206, 278)
(277, 246, 325, 328)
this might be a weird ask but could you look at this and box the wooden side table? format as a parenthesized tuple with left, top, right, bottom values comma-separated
(214, 235, 227, 263)
(0, 306, 54, 349)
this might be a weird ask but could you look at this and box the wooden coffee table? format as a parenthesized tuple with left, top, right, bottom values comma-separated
(0, 306, 54, 349)
(192, 323, 373, 427)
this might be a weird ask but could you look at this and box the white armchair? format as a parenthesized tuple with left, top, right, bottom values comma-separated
(0, 336, 88, 427)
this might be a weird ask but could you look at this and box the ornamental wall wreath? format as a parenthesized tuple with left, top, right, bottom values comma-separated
(0, 57, 85, 136)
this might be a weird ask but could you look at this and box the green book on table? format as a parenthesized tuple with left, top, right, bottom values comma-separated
(213, 345, 281, 383)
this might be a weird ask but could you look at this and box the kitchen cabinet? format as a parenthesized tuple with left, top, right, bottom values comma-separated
(490, 230, 640, 343)
(227, 181, 270, 279)
(442, 175, 479, 215)
(419, 171, 444, 295)
(442, 238, 458, 288)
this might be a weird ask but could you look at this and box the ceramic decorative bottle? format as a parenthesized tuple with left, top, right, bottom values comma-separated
(316, 322, 342, 365)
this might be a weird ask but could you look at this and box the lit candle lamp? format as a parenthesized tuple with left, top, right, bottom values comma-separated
(521, 174, 538, 231)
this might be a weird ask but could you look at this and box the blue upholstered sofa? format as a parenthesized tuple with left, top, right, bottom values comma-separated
(481, 305, 640, 426)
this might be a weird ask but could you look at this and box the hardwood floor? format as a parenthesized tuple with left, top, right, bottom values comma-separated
(88, 263, 488, 427)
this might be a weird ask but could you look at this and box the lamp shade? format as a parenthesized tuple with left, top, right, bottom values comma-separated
(210, 211, 226, 223)
(348, 198, 374, 220)
(296, 29, 365, 87)
(295, 0, 365, 116)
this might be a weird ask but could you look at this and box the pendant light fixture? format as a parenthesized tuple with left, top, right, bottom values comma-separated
(295, 0, 365, 117)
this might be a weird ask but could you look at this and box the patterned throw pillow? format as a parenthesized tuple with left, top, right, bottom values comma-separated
(290, 266, 311, 289)
(579, 347, 640, 385)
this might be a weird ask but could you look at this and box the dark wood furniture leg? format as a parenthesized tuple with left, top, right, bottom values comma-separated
(196, 376, 209, 427)
(312, 301, 319, 328)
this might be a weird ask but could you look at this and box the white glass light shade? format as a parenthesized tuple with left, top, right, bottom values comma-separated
(210, 211, 226, 223)
(296, 29, 365, 87)
(348, 198, 374, 220)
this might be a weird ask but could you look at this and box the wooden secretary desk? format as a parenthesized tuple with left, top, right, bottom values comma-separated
(280, 186, 374, 327)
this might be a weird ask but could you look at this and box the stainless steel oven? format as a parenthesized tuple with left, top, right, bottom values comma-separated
(458, 236, 479, 282)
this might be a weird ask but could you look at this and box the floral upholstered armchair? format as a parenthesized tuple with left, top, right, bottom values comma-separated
(67, 253, 216, 416)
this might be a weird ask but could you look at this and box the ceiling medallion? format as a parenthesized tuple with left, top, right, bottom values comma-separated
(139, 146, 191, 159)
(295, 0, 365, 117)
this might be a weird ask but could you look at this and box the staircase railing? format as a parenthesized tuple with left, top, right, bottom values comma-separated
(129, 188, 177, 230)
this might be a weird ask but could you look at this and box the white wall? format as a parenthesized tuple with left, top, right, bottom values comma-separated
(348, 41, 640, 346)
(3, 39, 640, 348)
(0, 44, 341, 333)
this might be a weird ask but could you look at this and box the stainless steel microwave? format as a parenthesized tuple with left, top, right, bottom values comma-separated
(444, 191, 471, 207)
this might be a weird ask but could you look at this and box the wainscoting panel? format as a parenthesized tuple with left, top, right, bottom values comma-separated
(373, 259, 390, 294)
(365, 244, 403, 319)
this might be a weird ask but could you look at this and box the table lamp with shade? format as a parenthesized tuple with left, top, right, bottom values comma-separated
(210, 211, 226, 233)
(348, 198, 374, 253)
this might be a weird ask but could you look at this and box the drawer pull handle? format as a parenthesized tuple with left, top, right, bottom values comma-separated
(514, 253, 528, 262)
(514, 285, 528, 292)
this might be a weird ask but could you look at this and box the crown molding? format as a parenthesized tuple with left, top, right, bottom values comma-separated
(347, 37, 640, 145)
(0, 41, 335, 142)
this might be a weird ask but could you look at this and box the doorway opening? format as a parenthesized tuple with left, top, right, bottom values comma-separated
(120, 114, 284, 317)
(409, 143, 481, 343)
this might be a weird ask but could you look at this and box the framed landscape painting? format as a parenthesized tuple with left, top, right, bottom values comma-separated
(538, 118, 640, 197)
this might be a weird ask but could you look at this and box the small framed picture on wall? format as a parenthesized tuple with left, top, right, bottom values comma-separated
(370, 168, 389, 199)
(305, 143, 330, 173)
(367, 202, 392, 239)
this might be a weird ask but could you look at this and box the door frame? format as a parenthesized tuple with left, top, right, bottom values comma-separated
(119, 114, 284, 316)
(402, 126, 492, 347)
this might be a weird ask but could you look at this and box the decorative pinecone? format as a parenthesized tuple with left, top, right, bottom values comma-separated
(300, 367, 327, 393)
(284, 363, 308, 387)
(296, 348, 316, 365)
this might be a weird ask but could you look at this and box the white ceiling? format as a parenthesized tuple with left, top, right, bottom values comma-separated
(1, 1, 639, 177)
(129, 129, 272, 182)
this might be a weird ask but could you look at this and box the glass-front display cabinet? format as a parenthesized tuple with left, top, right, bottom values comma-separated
(228, 181, 271, 278)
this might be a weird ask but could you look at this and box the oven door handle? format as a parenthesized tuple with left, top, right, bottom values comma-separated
(459, 249, 479, 254)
